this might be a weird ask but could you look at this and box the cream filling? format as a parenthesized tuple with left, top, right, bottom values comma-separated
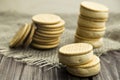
(78, 17, 106, 28)
(75, 37, 103, 48)
(80, 6, 108, 19)
(59, 51, 93, 66)
(67, 63, 101, 77)
(76, 27, 105, 38)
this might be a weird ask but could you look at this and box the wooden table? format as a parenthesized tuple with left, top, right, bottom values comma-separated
(0, 50, 120, 80)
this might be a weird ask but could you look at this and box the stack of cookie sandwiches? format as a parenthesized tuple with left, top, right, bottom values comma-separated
(9, 14, 65, 49)
(32, 14, 65, 49)
(58, 43, 101, 77)
(9, 23, 36, 48)
(75, 1, 109, 48)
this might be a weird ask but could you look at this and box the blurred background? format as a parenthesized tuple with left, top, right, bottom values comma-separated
(0, 0, 120, 14)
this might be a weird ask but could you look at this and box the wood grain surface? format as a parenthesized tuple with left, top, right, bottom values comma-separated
(0, 50, 120, 80)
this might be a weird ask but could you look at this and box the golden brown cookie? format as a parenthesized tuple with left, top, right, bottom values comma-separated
(80, 1, 109, 20)
(35, 31, 63, 38)
(59, 50, 94, 66)
(76, 27, 105, 39)
(9, 23, 31, 48)
(59, 43, 93, 56)
(33, 36, 59, 43)
(33, 34, 56, 40)
(81, 1, 108, 12)
(23, 23, 36, 47)
(31, 42, 59, 49)
(67, 55, 101, 77)
(36, 27, 64, 35)
(32, 38, 60, 45)
(80, 15, 108, 22)
(32, 14, 61, 24)
(78, 16, 106, 28)
(36, 19, 65, 28)
(37, 26, 64, 32)
(75, 35, 103, 48)
(75, 34, 100, 41)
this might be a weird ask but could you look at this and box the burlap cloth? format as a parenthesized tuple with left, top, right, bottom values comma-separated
(0, 11, 120, 68)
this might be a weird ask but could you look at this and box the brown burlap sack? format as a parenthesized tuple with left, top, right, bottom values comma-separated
(0, 12, 120, 67)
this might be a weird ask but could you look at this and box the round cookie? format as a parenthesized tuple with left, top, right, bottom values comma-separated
(17, 23, 32, 46)
(75, 34, 100, 41)
(31, 42, 59, 49)
(37, 26, 64, 32)
(23, 24, 36, 47)
(67, 55, 101, 77)
(36, 27, 64, 35)
(35, 31, 63, 38)
(75, 35, 103, 48)
(80, 1, 109, 20)
(33, 38, 60, 45)
(59, 43, 93, 66)
(80, 6, 109, 19)
(9, 23, 31, 48)
(36, 19, 65, 28)
(33, 33, 59, 40)
(33, 36, 59, 43)
(78, 17, 106, 28)
(59, 43, 93, 55)
(76, 27, 105, 39)
(80, 15, 108, 22)
(78, 25, 106, 31)
(32, 14, 61, 25)
(59, 50, 93, 66)
(81, 1, 108, 12)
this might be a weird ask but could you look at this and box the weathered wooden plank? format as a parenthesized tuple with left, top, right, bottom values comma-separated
(113, 51, 120, 78)
(0, 57, 12, 80)
(56, 67, 69, 80)
(0, 56, 25, 80)
(20, 65, 34, 80)
(0, 55, 3, 64)
(33, 67, 42, 80)
(5, 59, 18, 80)
(53, 67, 59, 80)
(0, 50, 120, 80)
(92, 51, 120, 80)
(13, 62, 25, 80)
(55, 67, 90, 80)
